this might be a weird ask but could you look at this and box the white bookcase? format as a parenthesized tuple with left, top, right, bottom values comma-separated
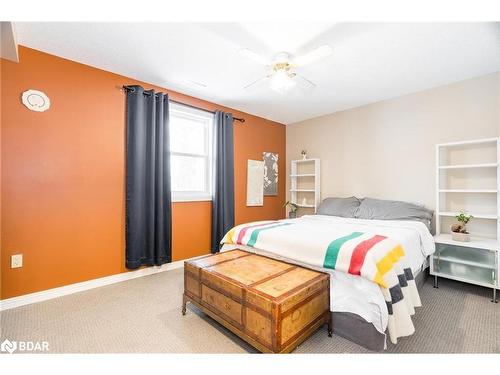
(290, 158, 321, 214)
(431, 137, 500, 302)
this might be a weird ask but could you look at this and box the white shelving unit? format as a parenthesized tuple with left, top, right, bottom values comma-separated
(432, 137, 500, 302)
(290, 158, 320, 214)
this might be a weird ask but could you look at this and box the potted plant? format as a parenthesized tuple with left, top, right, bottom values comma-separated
(451, 212, 473, 242)
(284, 201, 299, 219)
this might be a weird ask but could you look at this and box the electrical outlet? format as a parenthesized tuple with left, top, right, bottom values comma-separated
(11, 254, 23, 268)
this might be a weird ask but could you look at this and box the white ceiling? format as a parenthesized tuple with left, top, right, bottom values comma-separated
(14, 22, 500, 124)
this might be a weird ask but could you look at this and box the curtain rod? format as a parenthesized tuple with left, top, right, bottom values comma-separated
(121, 85, 245, 123)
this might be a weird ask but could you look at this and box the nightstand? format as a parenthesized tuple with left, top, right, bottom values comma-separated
(431, 234, 499, 303)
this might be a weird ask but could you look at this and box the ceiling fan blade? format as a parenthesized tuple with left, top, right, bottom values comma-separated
(293, 74, 317, 92)
(239, 48, 271, 66)
(293, 45, 333, 67)
(243, 75, 271, 90)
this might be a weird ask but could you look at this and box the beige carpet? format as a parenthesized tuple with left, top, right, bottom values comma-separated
(1, 268, 499, 353)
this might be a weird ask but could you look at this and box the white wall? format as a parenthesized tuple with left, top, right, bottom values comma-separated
(286, 72, 500, 211)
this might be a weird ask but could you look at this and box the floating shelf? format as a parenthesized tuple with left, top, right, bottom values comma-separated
(296, 204, 315, 208)
(290, 189, 315, 192)
(289, 174, 316, 177)
(438, 163, 498, 170)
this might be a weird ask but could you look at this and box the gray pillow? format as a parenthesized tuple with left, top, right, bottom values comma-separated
(355, 198, 433, 228)
(317, 197, 361, 218)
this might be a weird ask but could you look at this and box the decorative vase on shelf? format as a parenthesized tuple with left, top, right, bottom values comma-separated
(301, 150, 307, 160)
(451, 230, 470, 242)
(289, 211, 297, 219)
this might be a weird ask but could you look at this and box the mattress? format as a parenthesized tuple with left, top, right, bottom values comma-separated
(221, 215, 435, 338)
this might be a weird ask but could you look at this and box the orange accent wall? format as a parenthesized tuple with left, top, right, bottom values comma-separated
(0, 56, 3, 299)
(1, 46, 286, 299)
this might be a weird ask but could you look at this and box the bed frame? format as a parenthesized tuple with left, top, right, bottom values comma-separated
(332, 266, 428, 351)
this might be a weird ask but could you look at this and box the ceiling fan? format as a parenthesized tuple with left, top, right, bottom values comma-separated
(239, 45, 333, 94)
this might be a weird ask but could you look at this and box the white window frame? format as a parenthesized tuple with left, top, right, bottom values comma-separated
(169, 102, 214, 202)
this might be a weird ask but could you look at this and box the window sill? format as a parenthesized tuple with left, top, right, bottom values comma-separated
(172, 195, 213, 203)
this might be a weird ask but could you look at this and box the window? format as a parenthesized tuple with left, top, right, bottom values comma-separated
(169, 103, 214, 202)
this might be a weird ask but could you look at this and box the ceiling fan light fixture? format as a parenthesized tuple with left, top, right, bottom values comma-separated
(270, 70, 296, 94)
(273, 52, 291, 64)
(240, 46, 322, 93)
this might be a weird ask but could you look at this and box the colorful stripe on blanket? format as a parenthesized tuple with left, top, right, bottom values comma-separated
(222, 220, 421, 344)
(322, 231, 407, 289)
(225, 221, 290, 247)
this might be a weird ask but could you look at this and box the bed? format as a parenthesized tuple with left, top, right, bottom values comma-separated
(220, 197, 435, 351)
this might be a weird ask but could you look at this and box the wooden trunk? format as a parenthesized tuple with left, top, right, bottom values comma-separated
(183, 250, 331, 353)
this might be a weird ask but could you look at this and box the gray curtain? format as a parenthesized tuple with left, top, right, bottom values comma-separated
(125, 85, 172, 269)
(211, 111, 235, 253)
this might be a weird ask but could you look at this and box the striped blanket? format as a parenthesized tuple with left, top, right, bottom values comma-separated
(221, 218, 424, 344)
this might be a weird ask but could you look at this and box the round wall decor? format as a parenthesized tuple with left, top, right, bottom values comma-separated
(21, 90, 51, 112)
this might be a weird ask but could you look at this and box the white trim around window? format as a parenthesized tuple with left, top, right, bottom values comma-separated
(169, 103, 214, 203)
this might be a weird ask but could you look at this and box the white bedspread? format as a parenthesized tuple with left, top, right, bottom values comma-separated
(221, 215, 435, 341)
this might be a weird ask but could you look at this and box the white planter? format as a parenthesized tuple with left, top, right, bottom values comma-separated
(452, 231, 470, 242)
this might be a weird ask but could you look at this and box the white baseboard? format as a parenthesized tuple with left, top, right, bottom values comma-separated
(0, 254, 207, 312)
